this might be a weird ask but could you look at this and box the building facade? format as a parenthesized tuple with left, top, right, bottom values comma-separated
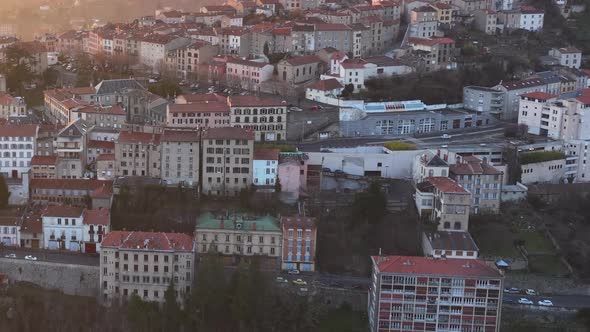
(281, 216, 317, 272)
(368, 255, 504, 332)
(0, 124, 38, 179)
(415, 177, 471, 231)
(114, 131, 161, 177)
(100, 231, 196, 304)
(449, 156, 503, 214)
(228, 95, 287, 142)
(161, 130, 200, 187)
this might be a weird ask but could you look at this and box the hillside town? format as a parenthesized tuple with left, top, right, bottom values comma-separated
(1, 0, 590, 330)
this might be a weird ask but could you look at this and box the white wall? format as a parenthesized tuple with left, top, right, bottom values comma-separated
(521, 159, 565, 184)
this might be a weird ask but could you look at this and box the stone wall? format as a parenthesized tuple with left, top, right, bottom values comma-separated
(0, 258, 99, 297)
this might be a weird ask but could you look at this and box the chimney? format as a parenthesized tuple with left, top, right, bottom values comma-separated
(443, 154, 448, 162)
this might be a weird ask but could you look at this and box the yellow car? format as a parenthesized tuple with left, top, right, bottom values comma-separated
(292, 279, 307, 286)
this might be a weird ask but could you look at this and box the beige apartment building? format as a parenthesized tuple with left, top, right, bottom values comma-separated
(161, 129, 200, 187)
(195, 212, 282, 264)
(166, 100, 230, 129)
(100, 231, 196, 304)
(227, 95, 287, 142)
(166, 41, 218, 80)
(31, 155, 58, 179)
(114, 131, 161, 177)
(55, 119, 90, 179)
(450, 156, 503, 214)
(201, 127, 254, 196)
(415, 176, 471, 231)
(277, 55, 324, 86)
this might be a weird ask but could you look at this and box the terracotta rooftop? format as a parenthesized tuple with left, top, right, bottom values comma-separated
(101, 230, 195, 252)
(340, 58, 368, 69)
(423, 176, 469, 194)
(520, 92, 556, 100)
(42, 205, 84, 218)
(161, 129, 201, 142)
(0, 216, 19, 227)
(203, 127, 254, 140)
(450, 156, 502, 175)
(0, 124, 38, 137)
(117, 131, 161, 144)
(409, 37, 455, 46)
(96, 154, 115, 161)
(226, 57, 270, 68)
(254, 148, 280, 160)
(228, 95, 286, 107)
(31, 155, 58, 165)
(309, 78, 343, 91)
(87, 140, 115, 150)
(83, 208, 110, 226)
(20, 215, 42, 234)
(283, 54, 322, 66)
(281, 215, 317, 230)
(168, 102, 229, 113)
(371, 255, 502, 278)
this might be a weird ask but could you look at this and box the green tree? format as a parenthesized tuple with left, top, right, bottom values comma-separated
(0, 45, 35, 94)
(0, 174, 10, 209)
(163, 279, 181, 331)
(42, 68, 59, 87)
(148, 80, 181, 98)
(263, 41, 270, 58)
(275, 177, 282, 192)
(341, 84, 354, 98)
(125, 294, 160, 332)
(188, 254, 228, 329)
(352, 181, 387, 224)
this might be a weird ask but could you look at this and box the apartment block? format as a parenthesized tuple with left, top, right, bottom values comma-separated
(31, 155, 58, 179)
(166, 95, 230, 129)
(415, 177, 471, 231)
(368, 255, 504, 332)
(228, 95, 287, 141)
(29, 179, 113, 209)
(161, 130, 200, 187)
(100, 231, 196, 304)
(253, 148, 279, 187)
(114, 131, 161, 177)
(449, 156, 503, 214)
(547, 47, 582, 69)
(225, 58, 274, 91)
(55, 119, 90, 179)
(201, 127, 254, 196)
(281, 216, 317, 272)
(0, 124, 38, 179)
(195, 212, 282, 263)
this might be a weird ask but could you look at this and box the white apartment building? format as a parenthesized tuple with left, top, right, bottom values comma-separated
(201, 127, 254, 196)
(548, 47, 583, 69)
(412, 151, 450, 184)
(100, 231, 196, 304)
(324, 57, 413, 92)
(518, 92, 559, 138)
(195, 212, 282, 259)
(0, 216, 20, 247)
(161, 130, 200, 187)
(500, 6, 544, 32)
(228, 95, 288, 141)
(139, 35, 191, 73)
(42, 206, 85, 251)
(225, 58, 274, 91)
(0, 93, 27, 118)
(253, 148, 279, 186)
(0, 124, 38, 179)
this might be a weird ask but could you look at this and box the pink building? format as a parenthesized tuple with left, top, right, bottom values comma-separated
(281, 216, 317, 271)
(277, 152, 309, 202)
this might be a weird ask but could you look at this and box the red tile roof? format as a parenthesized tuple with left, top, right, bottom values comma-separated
(101, 230, 195, 252)
(0, 124, 38, 137)
(309, 78, 343, 91)
(20, 215, 42, 234)
(87, 140, 115, 149)
(31, 155, 58, 165)
(409, 37, 455, 46)
(281, 216, 316, 230)
(162, 129, 201, 142)
(226, 57, 271, 68)
(42, 205, 84, 218)
(203, 127, 255, 140)
(31, 179, 113, 191)
(117, 131, 161, 144)
(96, 154, 115, 161)
(168, 102, 229, 114)
(371, 256, 503, 278)
(283, 54, 322, 66)
(74, 104, 125, 115)
(577, 95, 590, 105)
(425, 176, 469, 194)
(228, 95, 286, 107)
(450, 156, 502, 175)
(90, 182, 114, 199)
(0, 216, 19, 226)
(254, 148, 280, 160)
(340, 58, 368, 69)
(501, 78, 545, 91)
(520, 92, 556, 100)
(83, 208, 110, 226)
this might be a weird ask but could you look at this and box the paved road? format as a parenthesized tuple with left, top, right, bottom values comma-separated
(503, 292, 590, 309)
(1, 247, 99, 266)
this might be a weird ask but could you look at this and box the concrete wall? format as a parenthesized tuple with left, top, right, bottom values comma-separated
(521, 159, 566, 184)
(0, 258, 99, 297)
(307, 148, 423, 179)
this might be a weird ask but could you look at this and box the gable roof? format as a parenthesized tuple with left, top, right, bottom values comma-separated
(254, 148, 280, 160)
(309, 78, 343, 91)
(101, 230, 195, 252)
(94, 79, 145, 95)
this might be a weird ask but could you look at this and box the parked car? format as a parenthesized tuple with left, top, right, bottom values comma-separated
(503, 298, 515, 303)
(538, 299, 553, 306)
(310, 105, 323, 111)
(288, 269, 300, 275)
(525, 289, 538, 296)
(299, 287, 309, 292)
(518, 298, 533, 305)
(504, 287, 520, 294)
(292, 279, 307, 285)
(4, 253, 16, 258)
(24, 255, 37, 261)
(275, 276, 288, 283)
(322, 167, 331, 172)
(289, 107, 303, 112)
(441, 134, 452, 139)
